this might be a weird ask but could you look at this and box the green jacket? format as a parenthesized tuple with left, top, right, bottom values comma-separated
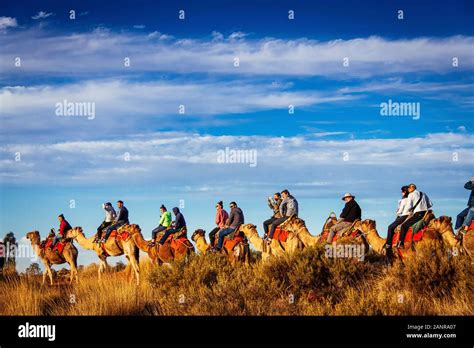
(159, 211, 172, 227)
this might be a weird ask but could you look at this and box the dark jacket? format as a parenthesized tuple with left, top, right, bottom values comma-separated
(172, 207, 186, 230)
(227, 207, 245, 229)
(465, 181, 474, 207)
(116, 206, 129, 224)
(340, 199, 361, 223)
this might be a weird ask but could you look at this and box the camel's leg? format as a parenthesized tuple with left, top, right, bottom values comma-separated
(126, 247, 140, 285)
(98, 258, 107, 281)
(43, 263, 54, 285)
(42, 269, 47, 286)
(63, 253, 78, 284)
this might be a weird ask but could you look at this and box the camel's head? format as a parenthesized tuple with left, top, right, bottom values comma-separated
(353, 219, 376, 234)
(428, 216, 453, 235)
(66, 226, 82, 239)
(125, 224, 140, 235)
(26, 231, 40, 244)
(240, 224, 257, 236)
(191, 229, 206, 242)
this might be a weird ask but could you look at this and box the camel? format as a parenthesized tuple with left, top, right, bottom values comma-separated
(190, 229, 250, 265)
(239, 224, 288, 261)
(126, 224, 194, 264)
(26, 231, 79, 285)
(353, 213, 441, 259)
(66, 226, 140, 284)
(279, 215, 325, 247)
(434, 216, 474, 260)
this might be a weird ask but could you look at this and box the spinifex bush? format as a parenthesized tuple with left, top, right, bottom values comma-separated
(387, 242, 473, 300)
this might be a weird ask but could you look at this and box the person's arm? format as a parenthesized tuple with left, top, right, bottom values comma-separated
(159, 214, 165, 226)
(340, 204, 349, 219)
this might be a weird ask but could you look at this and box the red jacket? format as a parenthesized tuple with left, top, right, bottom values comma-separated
(215, 209, 229, 228)
(59, 220, 72, 236)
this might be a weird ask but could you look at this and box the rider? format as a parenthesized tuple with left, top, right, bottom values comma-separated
(95, 202, 116, 242)
(267, 190, 298, 243)
(263, 192, 282, 238)
(326, 193, 361, 243)
(102, 200, 129, 243)
(149, 205, 172, 246)
(384, 186, 410, 252)
(455, 177, 474, 233)
(157, 207, 186, 246)
(209, 201, 229, 247)
(50, 214, 72, 249)
(397, 184, 433, 249)
(215, 202, 244, 252)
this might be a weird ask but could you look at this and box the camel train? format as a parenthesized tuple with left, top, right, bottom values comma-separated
(25, 180, 474, 285)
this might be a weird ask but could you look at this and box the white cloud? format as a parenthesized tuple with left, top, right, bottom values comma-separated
(0, 16, 18, 29)
(0, 131, 472, 186)
(133, 25, 146, 29)
(1, 28, 472, 77)
(0, 79, 356, 139)
(31, 11, 54, 20)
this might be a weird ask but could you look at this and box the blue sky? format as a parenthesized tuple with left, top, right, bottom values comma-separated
(0, 0, 473, 271)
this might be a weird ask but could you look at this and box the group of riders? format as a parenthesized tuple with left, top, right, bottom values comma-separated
(45, 178, 474, 254)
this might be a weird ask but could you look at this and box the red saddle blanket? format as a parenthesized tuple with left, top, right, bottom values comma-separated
(170, 236, 190, 250)
(469, 220, 474, 232)
(272, 227, 289, 242)
(42, 238, 67, 254)
(211, 234, 244, 251)
(392, 226, 427, 246)
(108, 230, 129, 241)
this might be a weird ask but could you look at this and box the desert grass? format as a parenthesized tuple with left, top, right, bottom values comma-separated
(0, 242, 472, 316)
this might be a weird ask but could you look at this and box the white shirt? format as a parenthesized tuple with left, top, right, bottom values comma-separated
(396, 198, 410, 216)
(406, 190, 433, 213)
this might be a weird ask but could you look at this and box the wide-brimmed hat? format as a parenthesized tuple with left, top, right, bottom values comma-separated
(341, 193, 355, 200)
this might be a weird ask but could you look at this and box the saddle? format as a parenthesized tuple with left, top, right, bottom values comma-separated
(271, 227, 289, 242)
(40, 237, 67, 254)
(212, 226, 246, 252)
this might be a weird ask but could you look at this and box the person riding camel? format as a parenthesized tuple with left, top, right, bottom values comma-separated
(50, 214, 72, 249)
(263, 192, 282, 239)
(397, 184, 433, 249)
(266, 190, 298, 244)
(214, 202, 244, 252)
(157, 207, 186, 246)
(149, 205, 172, 247)
(102, 200, 129, 243)
(384, 186, 410, 253)
(326, 193, 361, 243)
(94, 202, 116, 242)
(209, 201, 229, 247)
(455, 177, 474, 233)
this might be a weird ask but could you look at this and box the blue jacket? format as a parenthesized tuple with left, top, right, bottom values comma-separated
(172, 207, 186, 230)
(465, 181, 474, 207)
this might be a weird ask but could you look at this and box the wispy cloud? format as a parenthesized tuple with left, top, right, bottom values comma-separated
(1, 27, 472, 77)
(31, 11, 54, 20)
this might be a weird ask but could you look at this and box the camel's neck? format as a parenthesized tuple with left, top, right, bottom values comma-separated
(195, 236, 209, 254)
(439, 228, 459, 248)
(245, 229, 264, 252)
(130, 230, 151, 253)
(75, 231, 95, 250)
(293, 225, 319, 244)
(29, 240, 42, 257)
(364, 228, 386, 254)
